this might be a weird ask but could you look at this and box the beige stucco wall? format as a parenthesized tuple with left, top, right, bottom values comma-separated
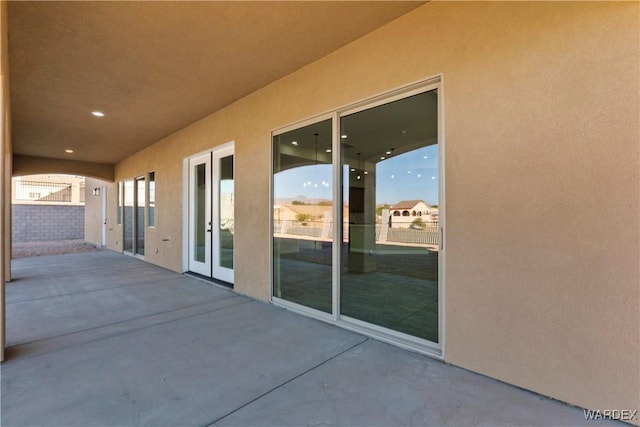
(108, 2, 639, 416)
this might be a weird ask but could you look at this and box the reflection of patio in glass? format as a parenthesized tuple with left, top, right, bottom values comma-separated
(195, 228, 235, 269)
(275, 237, 438, 342)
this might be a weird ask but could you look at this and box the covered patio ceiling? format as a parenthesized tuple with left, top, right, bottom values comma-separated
(7, 1, 424, 166)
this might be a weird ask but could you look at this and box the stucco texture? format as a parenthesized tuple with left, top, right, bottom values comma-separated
(109, 2, 639, 417)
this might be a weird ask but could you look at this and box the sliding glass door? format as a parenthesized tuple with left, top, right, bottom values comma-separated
(340, 89, 439, 343)
(272, 118, 333, 314)
(272, 81, 442, 348)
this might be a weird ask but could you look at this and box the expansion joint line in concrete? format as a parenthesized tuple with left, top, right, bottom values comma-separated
(204, 337, 370, 427)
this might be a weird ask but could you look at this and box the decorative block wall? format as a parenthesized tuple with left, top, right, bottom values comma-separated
(13, 204, 85, 242)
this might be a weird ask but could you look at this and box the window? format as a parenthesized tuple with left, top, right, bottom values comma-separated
(148, 172, 155, 227)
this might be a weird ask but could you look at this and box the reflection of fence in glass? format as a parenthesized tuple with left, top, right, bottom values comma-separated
(384, 226, 439, 245)
(273, 219, 439, 246)
(15, 180, 72, 202)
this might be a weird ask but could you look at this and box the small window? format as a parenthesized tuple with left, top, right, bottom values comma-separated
(412, 210, 416, 216)
(148, 172, 155, 227)
(402, 210, 410, 216)
(393, 211, 400, 217)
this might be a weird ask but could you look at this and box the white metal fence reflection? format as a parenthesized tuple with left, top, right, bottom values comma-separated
(274, 220, 439, 246)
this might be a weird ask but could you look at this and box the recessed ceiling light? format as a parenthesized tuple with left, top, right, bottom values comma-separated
(326, 148, 332, 153)
(380, 156, 385, 160)
(291, 141, 298, 146)
(341, 135, 348, 139)
(65, 149, 74, 154)
(91, 111, 105, 117)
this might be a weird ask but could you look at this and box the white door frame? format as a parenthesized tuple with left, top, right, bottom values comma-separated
(188, 152, 212, 276)
(185, 142, 235, 283)
(101, 186, 107, 247)
(211, 145, 234, 284)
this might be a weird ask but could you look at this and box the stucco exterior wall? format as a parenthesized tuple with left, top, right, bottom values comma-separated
(106, 2, 639, 416)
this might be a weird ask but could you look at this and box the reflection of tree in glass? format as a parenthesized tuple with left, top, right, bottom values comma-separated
(411, 217, 426, 230)
(376, 203, 391, 216)
(296, 213, 315, 224)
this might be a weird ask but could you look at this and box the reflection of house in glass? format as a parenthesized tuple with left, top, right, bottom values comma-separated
(388, 200, 438, 228)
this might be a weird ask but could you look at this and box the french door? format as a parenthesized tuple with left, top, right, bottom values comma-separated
(188, 144, 234, 284)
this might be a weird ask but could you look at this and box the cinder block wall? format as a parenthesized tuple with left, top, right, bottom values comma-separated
(12, 204, 84, 242)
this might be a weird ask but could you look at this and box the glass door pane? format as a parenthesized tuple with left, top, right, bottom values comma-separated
(135, 177, 145, 256)
(195, 163, 207, 263)
(218, 154, 234, 270)
(340, 90, 439, 343)
(123, 180, 134, 253)
(273, 119, 333, 313)
(148, 172, 155, 227)
(188, 153, 212, 276)
(210, 145, 234, 285)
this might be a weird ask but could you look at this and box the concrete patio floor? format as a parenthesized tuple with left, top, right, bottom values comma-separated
(1, 251, 619, 426)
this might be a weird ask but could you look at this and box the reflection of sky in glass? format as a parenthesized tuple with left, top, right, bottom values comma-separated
(274, 144, 438, 206)
(376, 145, 438, 205)
(274, 164, 332, 200)
(220, 180, 234, 193)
